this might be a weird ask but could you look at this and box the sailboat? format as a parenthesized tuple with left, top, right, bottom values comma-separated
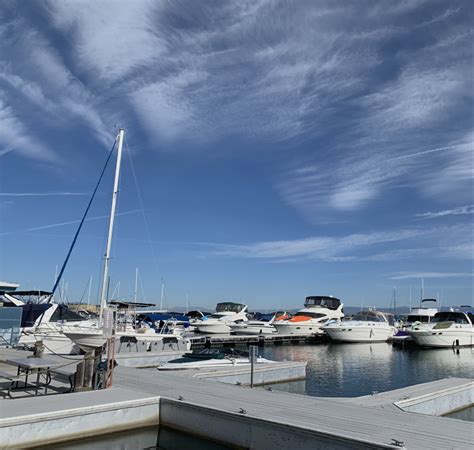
(32, 129, 189, 363)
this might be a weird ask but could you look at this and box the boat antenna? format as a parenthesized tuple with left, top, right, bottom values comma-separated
(99, 129, 125, 325)
(47, 136, 118, 303)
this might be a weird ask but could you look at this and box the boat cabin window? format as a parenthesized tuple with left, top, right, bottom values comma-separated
(431, 312, 470, 324)
(304, 296, 341, 310)
(50, 304, 85, 322)
(216, 302, 245, 313)
(209, 313, 226, 319)
(294, 312, 326, 319)
(406, 315, 431, 323)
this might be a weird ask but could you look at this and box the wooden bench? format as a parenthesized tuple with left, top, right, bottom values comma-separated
(0, 370, 23, 397)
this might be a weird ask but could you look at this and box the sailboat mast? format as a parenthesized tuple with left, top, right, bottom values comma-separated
(134, 267, 138, 303)
(87, 274, 92, 306)
(99, 128, 125, 324)
(160, 278, 164, 310)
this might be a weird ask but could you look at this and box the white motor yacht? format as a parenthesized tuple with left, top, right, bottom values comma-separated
(0, 291, 99, 354)
(195, 302, 248, 334)
(157, 348, 274, 370)
(392, 299, 438, 346)
(323, 310, 395, 343)
(229, 311, 291, 335)
(273, 296, 344, 335)
(408, 309, 474, 348)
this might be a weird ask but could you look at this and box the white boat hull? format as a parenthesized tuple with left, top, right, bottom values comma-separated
(230, 323, 276, 335)
(324, 325, 394, 343)
(63, 331, 108, 351)
(273, 322, 325, 335)
(195, 323, 232, 334)
(409, 328, 474, 348)
(158, 357, 273, 370)
(19, 333, 76, 355)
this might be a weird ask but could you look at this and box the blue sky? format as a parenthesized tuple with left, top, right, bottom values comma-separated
(0, 0, 472, 310)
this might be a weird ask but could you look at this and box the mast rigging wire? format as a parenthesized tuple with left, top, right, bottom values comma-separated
(48, 138, 118, 303)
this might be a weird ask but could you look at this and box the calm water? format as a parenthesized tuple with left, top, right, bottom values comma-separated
(43, 426, 231, 449)
(445, 406, 474, 422)
(262, 343, 474, 397)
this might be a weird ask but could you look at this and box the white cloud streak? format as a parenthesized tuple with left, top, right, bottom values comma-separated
(0, 209, 141, 237)
(0, 192, 87, 197)
(416, 205, 474, 219)
(211, 229, 426, 261)
(389, 272, 473, 280)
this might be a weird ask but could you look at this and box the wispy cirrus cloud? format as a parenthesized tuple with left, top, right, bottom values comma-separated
(0, 10, 112, 159)
(0, 209, 141, 237)
(416, 205, 474, 219)
(0, 192, 87, 197)
(0, 1, 471, 222)
(389, 272, 473, 280)
(207, 222, 472, 263)
(0, 98, 55, 161)
(210, 228, 426, 261)
(45, 0, 165, 82)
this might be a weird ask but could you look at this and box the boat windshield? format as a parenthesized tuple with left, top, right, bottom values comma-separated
(304, 296, 341, 310)
(406, 315, 432, 323)
(50, 304, 86, 322)
(351, 311, 386, 322)
(216, 302, 245, 313)
(431, 312, 471, 324)
(294, 312, 326, 319)
(208, 313, 227, 319)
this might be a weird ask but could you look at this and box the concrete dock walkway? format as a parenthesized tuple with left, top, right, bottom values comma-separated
(114, 367, 474, 449)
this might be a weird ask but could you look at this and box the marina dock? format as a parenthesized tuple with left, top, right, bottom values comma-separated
(189, 332, 329, 349)
(0, 344, 472, 449)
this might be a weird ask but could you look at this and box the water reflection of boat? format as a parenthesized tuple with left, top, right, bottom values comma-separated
(157, 348, 274, 370)
(409, 310, 474, 348)
(323, 310, 395, 343)
(273, 296, 344, 335)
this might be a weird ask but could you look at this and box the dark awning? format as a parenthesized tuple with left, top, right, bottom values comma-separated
(1, 290, 52, 296)
(108, 300, 156, 309)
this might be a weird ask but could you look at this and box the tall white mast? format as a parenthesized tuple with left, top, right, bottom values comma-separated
(134, 268, 138, 303)
(99, 128, 125, 325)
(160, 278, 164, 310)
(87, 274, 92, 306)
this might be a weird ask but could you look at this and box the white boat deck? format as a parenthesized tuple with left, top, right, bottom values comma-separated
(115, 366, 474, 449)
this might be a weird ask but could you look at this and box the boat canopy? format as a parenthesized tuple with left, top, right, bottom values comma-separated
(139, 312, 189, 322)
(352, 310, 393, 324)
(406, 314, 432, 323)
(304, 296, 341, 310)
(19, 304, 51, 327)
(432, 311, 473, 325)
(108, 300, 156, 309)
(1, 290, 52, 297)
(216, 302, 246, 313)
